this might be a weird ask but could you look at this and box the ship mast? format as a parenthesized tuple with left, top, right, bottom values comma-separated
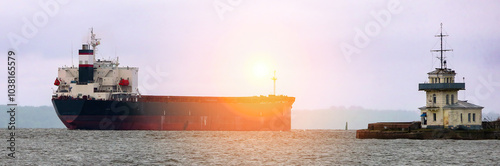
(431, 23, 453, 69)
(89, 28, 101, 64)
(272, 70, 277, 95)
(90, 28, 101, 50)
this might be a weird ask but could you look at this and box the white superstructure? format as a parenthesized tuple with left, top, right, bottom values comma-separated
(53, 29, 139, 100)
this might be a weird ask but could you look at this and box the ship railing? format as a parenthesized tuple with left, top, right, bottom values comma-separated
(52, 94, 100, 101)
(76, 80, 95, 85)
(110, 93, 138, 102)
(137, 95, 295, 103)
(53, 94, 294, 103)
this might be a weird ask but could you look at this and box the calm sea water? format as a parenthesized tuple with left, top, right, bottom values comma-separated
(2, 129, 500, 165)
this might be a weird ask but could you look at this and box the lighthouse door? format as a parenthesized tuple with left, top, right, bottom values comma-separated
(421, 112, 427, 126)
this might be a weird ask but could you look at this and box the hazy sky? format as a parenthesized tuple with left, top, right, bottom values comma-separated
(2, 0, 500, 114)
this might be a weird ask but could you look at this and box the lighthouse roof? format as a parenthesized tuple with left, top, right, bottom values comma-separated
(443, 100, 484, 109)
(427, 68, 456, 75)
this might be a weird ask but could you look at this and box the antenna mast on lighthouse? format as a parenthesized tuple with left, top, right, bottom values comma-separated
(431, 23, 453, 69)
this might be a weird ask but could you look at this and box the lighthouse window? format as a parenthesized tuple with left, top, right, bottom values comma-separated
(79, 60, 82, 64)
(446, 95, 449, 105)
(433, 113, 436, 121)
(433, 94, 436, 104)
(451, 95, 454, 104)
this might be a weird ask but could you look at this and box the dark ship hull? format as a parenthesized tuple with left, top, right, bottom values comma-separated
(52, 95, 294, 131)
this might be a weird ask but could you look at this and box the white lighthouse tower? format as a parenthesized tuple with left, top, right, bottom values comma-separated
(418, 24, 483, 130)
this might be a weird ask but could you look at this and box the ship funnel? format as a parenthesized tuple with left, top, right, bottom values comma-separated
(78, 30, 97, 84)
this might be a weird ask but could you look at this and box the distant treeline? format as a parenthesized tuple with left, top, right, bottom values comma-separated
(1, 105, 498, 129)
(0, 105, 65, 128)
(292, 106, 500, 130)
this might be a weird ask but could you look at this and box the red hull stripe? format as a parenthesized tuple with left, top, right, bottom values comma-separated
(79, 64, 94, 67)
(59, 115, 291, 131)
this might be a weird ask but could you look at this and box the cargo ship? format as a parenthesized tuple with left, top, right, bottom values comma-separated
(52, 29, 295, 131)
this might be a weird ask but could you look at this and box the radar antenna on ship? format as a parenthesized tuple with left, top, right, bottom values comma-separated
(90, 28, 101, 50)
(431, 23, 453, 69)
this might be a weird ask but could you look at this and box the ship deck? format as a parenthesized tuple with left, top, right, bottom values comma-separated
(138, 95, 295, 103)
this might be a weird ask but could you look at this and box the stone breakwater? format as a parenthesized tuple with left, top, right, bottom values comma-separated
(356, 129, 500, 139)
(357, 121, 500, 139)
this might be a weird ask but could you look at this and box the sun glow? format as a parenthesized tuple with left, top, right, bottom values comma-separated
(253, 63, 270, 78)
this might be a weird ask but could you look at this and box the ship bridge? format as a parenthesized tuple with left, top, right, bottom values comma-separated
(53, 28, 138, 100)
